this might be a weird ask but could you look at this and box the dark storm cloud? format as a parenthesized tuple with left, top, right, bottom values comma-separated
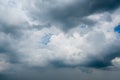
(49, 0, 120, 30)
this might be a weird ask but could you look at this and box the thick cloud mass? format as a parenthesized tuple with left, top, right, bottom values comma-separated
(21, 0, 120, 30)
(49, 0, 120, 30)
(0, 0, 120, 80)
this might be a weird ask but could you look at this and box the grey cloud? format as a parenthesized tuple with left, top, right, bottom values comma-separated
(0, 20, 31, 38)
(27, 0, 120, 31)
(0, 23, 20, 37)
(0, 32, 20, 63)
(49, 0, 120, 30)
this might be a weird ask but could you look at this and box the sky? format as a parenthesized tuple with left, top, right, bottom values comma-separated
(0, 0, 120, 80)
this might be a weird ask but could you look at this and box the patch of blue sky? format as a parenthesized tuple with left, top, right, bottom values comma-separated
(40, 33, 52, 46)
(114, 24, 120, 33)
(114, 24, 120, 40)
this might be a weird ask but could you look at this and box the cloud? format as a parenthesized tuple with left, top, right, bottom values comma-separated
(0, 0, 120, 73)
(16, 22, 119, 68)
(21, 0, 120, 31)
(1, 0, 120, 80)
(0, 54, 11, 72)
(112, 57, 120, 68)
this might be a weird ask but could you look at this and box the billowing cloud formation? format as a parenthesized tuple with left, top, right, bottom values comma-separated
(0, 1, 120, 80)
(112, 57, 120, 68)
(20, 0, 120, 31)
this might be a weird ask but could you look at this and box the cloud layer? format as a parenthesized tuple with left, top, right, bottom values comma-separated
(0, 0, 120, 80)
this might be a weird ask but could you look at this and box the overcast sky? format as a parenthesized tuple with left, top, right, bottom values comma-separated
(0, 0, 120, 80)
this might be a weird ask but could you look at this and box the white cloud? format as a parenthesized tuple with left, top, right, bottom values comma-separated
(112, 57, 120, 68)
(0, 0, 29, 26)
(16, 20, 118, 67)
